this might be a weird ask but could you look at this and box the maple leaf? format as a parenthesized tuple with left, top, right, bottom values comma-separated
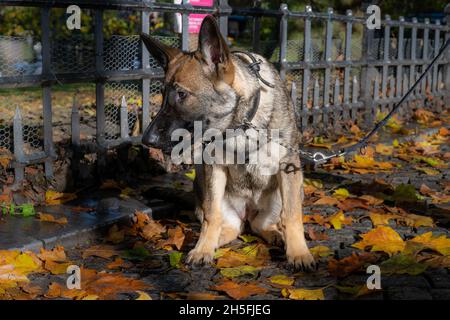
(282, 288, 324, 300)
(46, 268, 151, 300)
(37, 213, 68, 225)
(409, 232, 450, 256)
(45, 190, 77, 205)
(106, 257, 132, 270)
(359, 195, 384, 206)
(158, 225, 185, 250)
(380, 254, 428, 276)
(268, 274, 295, 286)
(327, 211, 352, 230)
(337, 198, 369, 211)
(352, 226, 405, 256)
(38, 246, 66, 263)
(211, 280, 267, 300)
(310, 245, 333, 258)
(328, 252, 379, 278)
(314, 196, 340, 206)
(220, 265, 260, 279)
(82, 245, 118, 259)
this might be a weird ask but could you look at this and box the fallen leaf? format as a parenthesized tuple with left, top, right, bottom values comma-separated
(268, 274, 295, 286)
(44, 260, 72, 275)
(220, 265, 259, 279)
(37, 213, 68, 225)
(359, 195, 384, 206)
(333, 188, 351, 200)
(106, 257, 132, 270)
(82, 245, 118, 259)
(409, 232, 450, 256)
(169, 251, 183, 268)
(327, 211, 352, 230)
(314, 196, 340, 206)
(352, 226, 405, 256)
(38, 246, 66, 263)
(158, 226, 185, 250)
(380, 254, 428, 275)
(239, 234, 261, 243)
(310, 245, 333, 258)
(328, 253, 379, 278)
(184, 169, 196, 181)
(281, 288, 324, 300)
(211, 280, 267, 300)
(45, 190, 77, 205)
(135, 291, 152, 300)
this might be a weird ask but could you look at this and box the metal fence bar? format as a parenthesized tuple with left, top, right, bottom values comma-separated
(301, 6, 312, 130)
(342, 10, 353, 121)
(382, 15, 391, 100)
(279, 3, 289, 81)
(13, 108, 25, 185)
(433, 20, 441, 93)
(252, 0, 262, 53)
(445, 5, 450, 104)
(181, 0, 190, 51)
(396, 17, 405, 101)
(141, 10, 150, 132)
(421, 19, 430, 96)
(322, 7, 333, 129)
(41, 6, 54, 178)
(120, 96, 129, 139)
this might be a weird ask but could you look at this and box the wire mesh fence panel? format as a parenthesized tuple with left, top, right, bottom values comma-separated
(104, 81, 141, 140)
(0, 36, 41, 77)
(104, 35, 141, 71)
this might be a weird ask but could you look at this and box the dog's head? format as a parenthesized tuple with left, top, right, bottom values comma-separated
(141, 16, 237, 153)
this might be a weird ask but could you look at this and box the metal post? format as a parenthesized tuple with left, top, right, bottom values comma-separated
(360, 2, 375, 127)
(41, 6, 53, 178)
(141, 10, 150, 132)
(13, 107, 25, 185)
(252, 0, 262, 53)
(382, 15, 391, 100)
(421, 18, 430, 96)
(181, 0, 190, 52)
(94, 9, 107, 176)
(301, 5, 312, 131)
(279, 3, 289, 81)
(323, 7, 333, 128)
(444, 4, 450, 106)
(71, 96, 80, 147)
(342, 10, 353, 121)
(396, 17, 405, 102)
(217, 0, 231, 42)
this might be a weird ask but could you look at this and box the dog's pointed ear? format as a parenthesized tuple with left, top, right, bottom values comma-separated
(198, 15, 231, 73)
(141, 33, 181, 71)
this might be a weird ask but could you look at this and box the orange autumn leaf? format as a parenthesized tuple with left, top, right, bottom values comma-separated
(82, 245, 118, 259)
(44, 260, 72, 275)
(338, 198, 369, 211)
(359, 195, 384, 206)
(158, 226, 185, 250)
(107, 257, 132, 270)
(37, 213, 68, 225)
(328, 252, 379, 278)
(211, 280, 267, 300)
(313, 196, 340, 206)
(38, 246, 66, 263)
(46, 268, 151, 300)
(216, 244, 269, 268)
(352, 226, 405, 256)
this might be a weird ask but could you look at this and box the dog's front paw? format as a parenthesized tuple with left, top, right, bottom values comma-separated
(287, 250, 316, 272)
(186, 248, 215, 265)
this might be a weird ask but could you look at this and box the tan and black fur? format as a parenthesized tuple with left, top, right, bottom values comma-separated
(141, 16, 315, 270)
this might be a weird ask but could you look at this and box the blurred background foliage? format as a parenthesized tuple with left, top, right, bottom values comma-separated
(0, 1, 447, 42)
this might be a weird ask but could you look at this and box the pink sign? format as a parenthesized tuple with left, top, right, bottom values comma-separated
(175, 0, 214, 34)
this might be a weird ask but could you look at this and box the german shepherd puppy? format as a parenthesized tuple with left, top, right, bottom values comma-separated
(141, 16, 315, 270)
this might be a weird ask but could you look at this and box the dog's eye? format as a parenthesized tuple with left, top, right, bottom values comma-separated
(177, 90, 188, 100)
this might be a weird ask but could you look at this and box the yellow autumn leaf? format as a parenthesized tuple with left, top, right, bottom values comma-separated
(352, 226, 405, 256)
(268, 275, 295, 286)
(310, 245, 333, 258)
(45, 190, 77, 205)
(135, 291, 152, 300)
(184, 169, 196, 181)
(333, 188, 351, 200)
(409, 232, 450, 256)
(282, 288, 324, 300)
(328, 211, 352, 230)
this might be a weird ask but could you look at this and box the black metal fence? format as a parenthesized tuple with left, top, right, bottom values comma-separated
(0, 0, 449, 186)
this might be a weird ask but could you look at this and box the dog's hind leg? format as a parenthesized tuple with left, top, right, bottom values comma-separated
(187, 165, 227, 265)
(277, 158, 316, 271)
(218, 196, 245, 246)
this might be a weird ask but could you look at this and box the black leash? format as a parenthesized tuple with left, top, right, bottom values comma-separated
(299, 37, 450, 164)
